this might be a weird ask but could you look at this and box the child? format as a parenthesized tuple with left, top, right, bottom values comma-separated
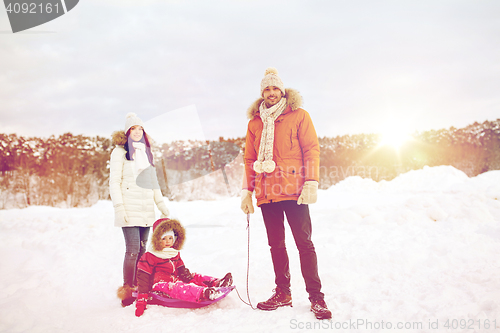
(131, 218, 232, 317)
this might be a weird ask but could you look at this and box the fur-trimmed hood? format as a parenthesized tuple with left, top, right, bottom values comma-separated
(246, 88, 303, 120)
(112, 130, 127, 146)
(151, 218, 186, 251)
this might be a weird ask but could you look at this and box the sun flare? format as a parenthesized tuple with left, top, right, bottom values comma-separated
(379, 129, 412, 149)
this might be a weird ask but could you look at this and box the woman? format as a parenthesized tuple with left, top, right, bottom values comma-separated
(109, 112, 170, 307)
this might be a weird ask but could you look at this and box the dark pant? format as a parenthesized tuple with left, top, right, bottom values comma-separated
(122, 226, 150, 287)
(260, 200, 324, 301)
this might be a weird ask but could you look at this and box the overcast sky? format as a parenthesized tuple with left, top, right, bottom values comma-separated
(1, 0, 499, 143)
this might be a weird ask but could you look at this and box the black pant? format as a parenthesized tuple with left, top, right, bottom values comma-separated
(261, 200, 324, 301)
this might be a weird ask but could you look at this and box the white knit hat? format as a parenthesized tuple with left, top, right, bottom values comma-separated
(124, 112, 144, 133)
(161, 229, 177, 242)
(260, 67, 285, 97)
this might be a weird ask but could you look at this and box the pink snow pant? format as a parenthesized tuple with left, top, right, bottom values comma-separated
(152, 273, 215, 303)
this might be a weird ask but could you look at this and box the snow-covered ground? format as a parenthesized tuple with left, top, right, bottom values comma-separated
(1, 165, 500, 333)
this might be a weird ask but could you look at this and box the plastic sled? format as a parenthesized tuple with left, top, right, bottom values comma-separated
(133, 286, 234, 309)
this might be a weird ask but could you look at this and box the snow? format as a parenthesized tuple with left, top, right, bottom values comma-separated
(1, 165, 500, 332)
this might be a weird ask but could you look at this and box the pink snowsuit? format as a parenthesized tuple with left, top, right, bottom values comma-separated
(137, 251, 216, 303)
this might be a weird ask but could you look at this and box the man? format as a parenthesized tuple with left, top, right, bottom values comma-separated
(241, 67, 331, 320)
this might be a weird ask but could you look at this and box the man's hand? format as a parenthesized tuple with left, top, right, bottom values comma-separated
(240, 190, 255, 214)
(297, 181, 318, 205)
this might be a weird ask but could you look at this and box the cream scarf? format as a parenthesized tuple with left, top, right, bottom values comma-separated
(253, 97, 287, 173)
(132, 142, 150, 177)
(147, 244, 179, 259)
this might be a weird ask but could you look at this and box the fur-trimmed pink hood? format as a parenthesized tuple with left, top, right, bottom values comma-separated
(151, 218, 186, 251)
(246, 88, 303, 120)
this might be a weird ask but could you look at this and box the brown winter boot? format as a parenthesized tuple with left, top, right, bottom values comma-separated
(117, 284, 136, 307)
(311, 299, 332, 320)
(257, 287, 292, 311)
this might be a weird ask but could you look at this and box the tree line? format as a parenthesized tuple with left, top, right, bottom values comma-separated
(318, 119, 500, 188)
(0, 133, 111, 208)
(1, 119, 499, 208)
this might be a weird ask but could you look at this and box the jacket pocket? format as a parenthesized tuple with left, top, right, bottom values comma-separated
(280, 128, 300, 157)
(278, 165, 304, 196)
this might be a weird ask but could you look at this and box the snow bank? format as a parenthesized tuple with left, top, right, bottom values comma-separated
(1, 166, 500, 332)
(332, 165, 470, 193)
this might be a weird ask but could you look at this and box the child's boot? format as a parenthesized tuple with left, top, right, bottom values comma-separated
(202, 287, 224, 301)
(215, 273, 233, 287)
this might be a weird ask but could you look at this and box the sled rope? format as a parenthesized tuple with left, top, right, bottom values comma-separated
(234, 213, 257, 310)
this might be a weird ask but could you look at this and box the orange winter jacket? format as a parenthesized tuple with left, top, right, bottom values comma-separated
(243, 88, 320, 206)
